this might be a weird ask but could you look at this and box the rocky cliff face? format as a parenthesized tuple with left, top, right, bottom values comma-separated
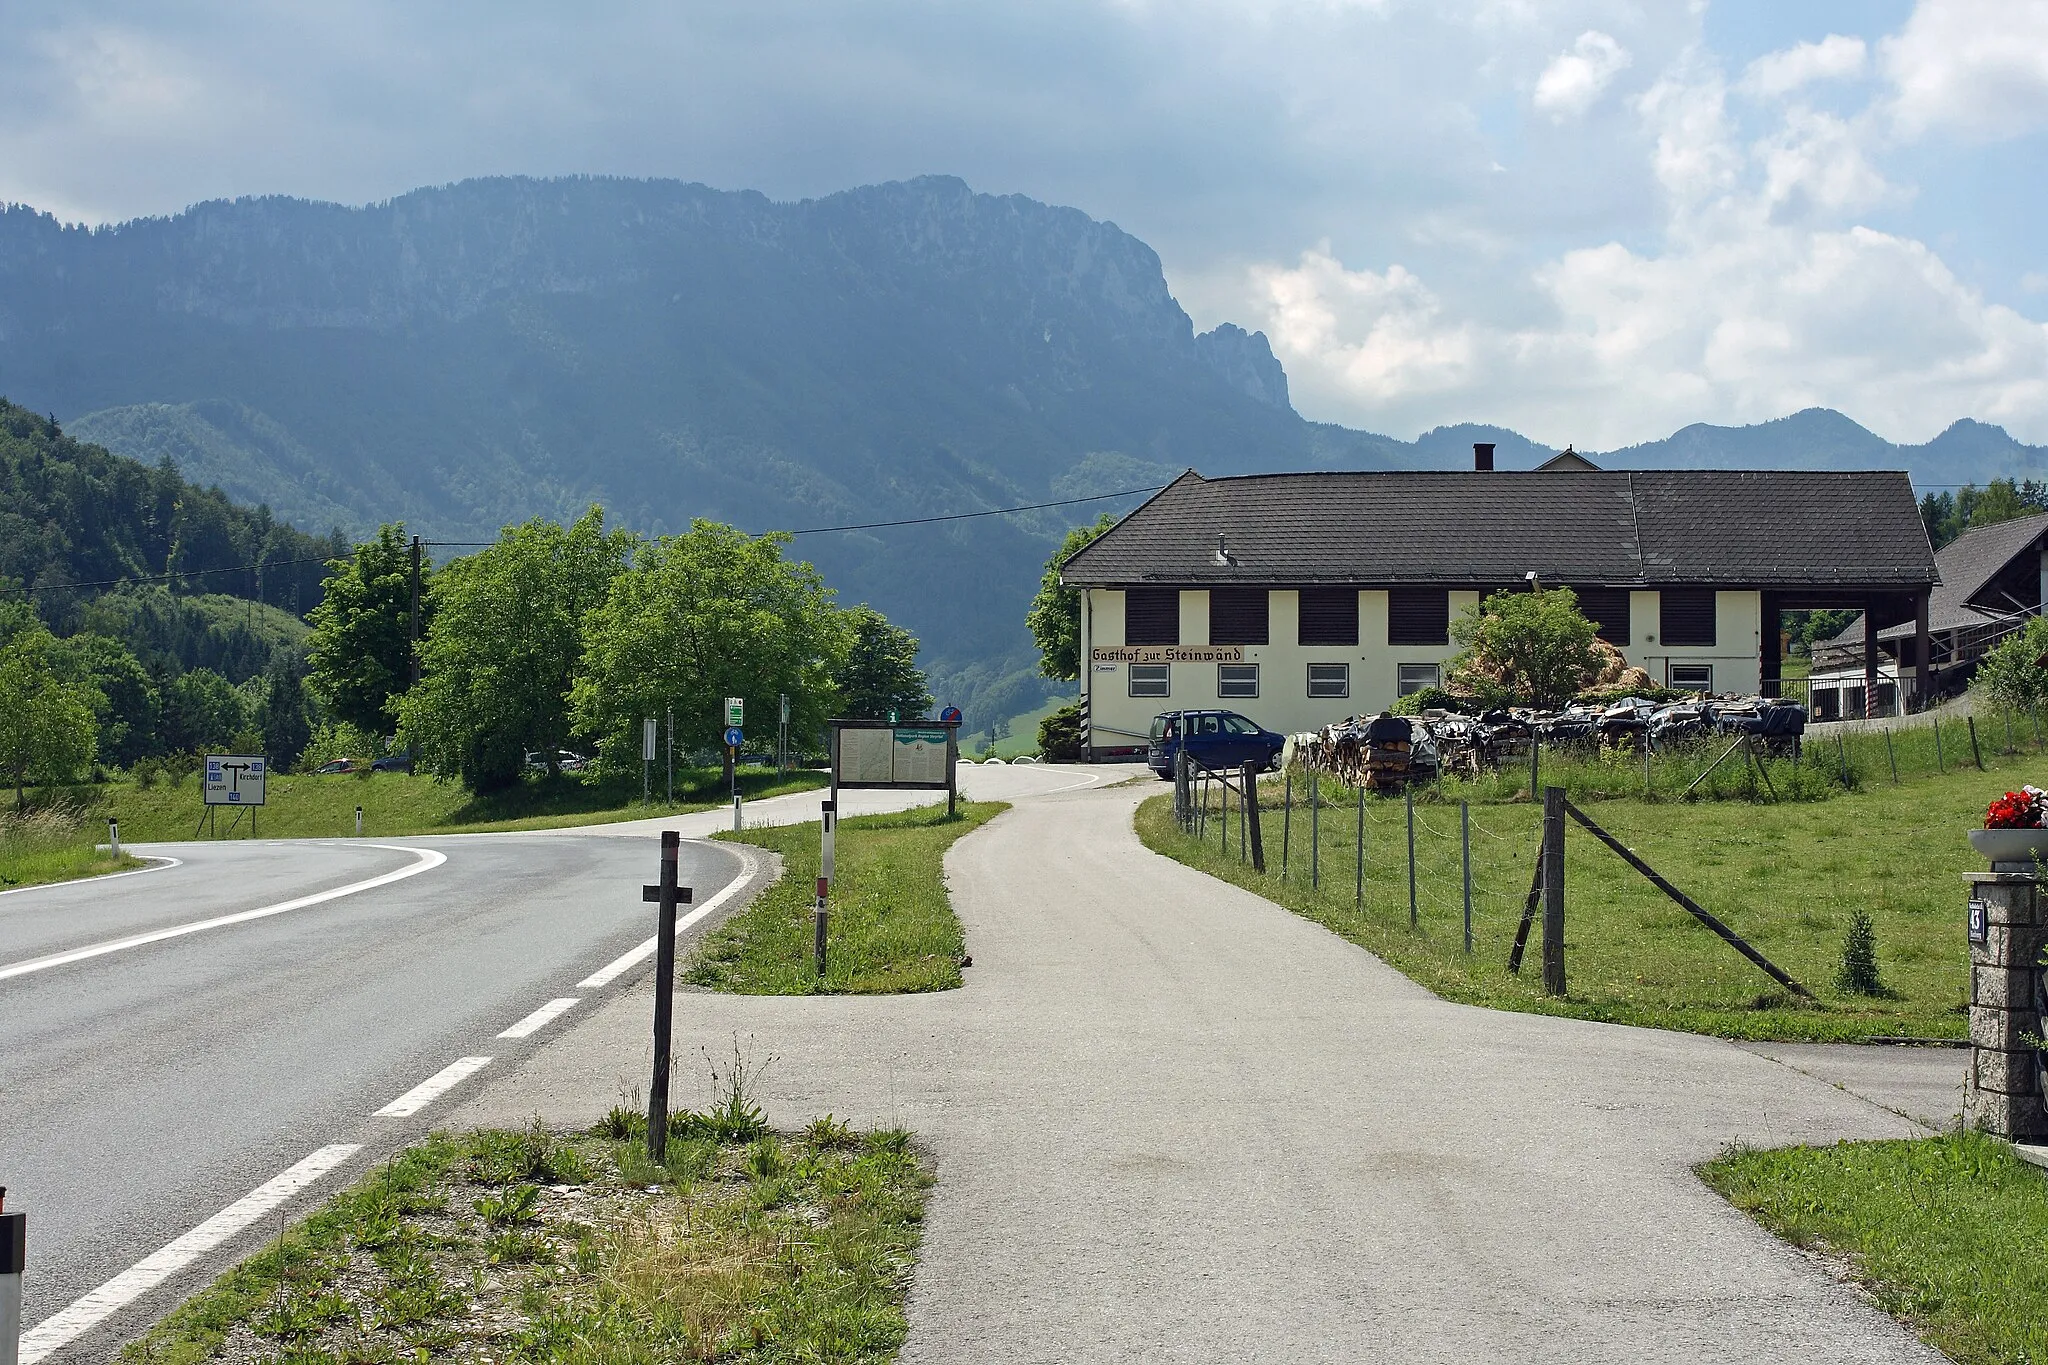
(0, 175, 1328, 727)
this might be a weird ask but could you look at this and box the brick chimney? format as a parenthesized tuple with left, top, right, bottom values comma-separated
(1473, 442, 1496, 471)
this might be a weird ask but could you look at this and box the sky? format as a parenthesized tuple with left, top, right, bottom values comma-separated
(3, 0, 2045, 449)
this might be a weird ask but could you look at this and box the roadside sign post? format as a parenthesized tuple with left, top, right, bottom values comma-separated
(640, 831, 694, 1162)
(778, 693, 790, 776)
(198, 754, 267, 838)
(665, 707, 673, 805)
(725, 725, 745, 829)
(642, 718, 657, 804)
(723, 698, 743, 787)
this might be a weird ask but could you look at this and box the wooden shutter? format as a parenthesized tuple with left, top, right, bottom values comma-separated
(1660, 589, 1717, 647)
(1124, 588, 1180, 646)
(1297, 587, 1359, 646)
(1387, 587, 1450, 646)
(1208, 588, 1269, 645)
(1573, 587, 1631, 646)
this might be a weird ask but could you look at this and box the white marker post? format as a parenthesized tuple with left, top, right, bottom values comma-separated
(1, 1187, 22, 1365)
(107, 821, 119, 860)
(354, 806, 363, 838)
(815, 800, 835, 976)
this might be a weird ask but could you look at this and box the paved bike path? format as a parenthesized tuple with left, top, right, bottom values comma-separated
(458, 780, 1942, 1364)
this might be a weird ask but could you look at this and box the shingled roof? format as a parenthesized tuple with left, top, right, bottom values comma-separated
(1821, 510, 2048, 650)
(1061, 469, 1936, 588)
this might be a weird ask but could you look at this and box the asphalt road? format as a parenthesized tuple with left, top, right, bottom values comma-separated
(0, 830, 749, 1360)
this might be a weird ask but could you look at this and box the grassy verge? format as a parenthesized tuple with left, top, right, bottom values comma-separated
(690, 802, 1005, 994)
(123, 1108, 932, 1363)
(0, 808, 145, 891)
(79, 765, 827, 842)
(1700, 1134, 2048, 1365)
(1132, 745, 2048, 1039)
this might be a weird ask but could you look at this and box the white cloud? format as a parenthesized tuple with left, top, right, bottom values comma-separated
(1244, 51, 2048, 446)
(1533, 30, 1632, 120)
(1883, 0, 2048, 140)
(1739, 34, 1866, 99)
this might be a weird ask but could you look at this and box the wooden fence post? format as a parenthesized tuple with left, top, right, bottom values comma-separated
(1243, 762, 1265, 873)
(1541, 785, 1566, 997)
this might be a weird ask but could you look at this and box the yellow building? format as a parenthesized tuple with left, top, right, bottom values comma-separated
(1060, 459, 1937, 756)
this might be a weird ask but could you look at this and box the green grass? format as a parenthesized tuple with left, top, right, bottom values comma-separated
(1700, 1134, 2048, 1365)
(689, 801, 1004, 994)
(1133, 730, 2048, 1040)
(964, 694, 1067, 759)
(0, 807, 145, 890)
(123, 1114, 931, 1365)
(76, 764, 827, 842)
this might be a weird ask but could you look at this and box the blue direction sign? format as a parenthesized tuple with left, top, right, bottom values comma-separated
(939, 705, 963, 724)
(725, 726, 744, 747)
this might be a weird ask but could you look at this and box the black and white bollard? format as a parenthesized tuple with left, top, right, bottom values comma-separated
(355, 806, 363, 838)
(732, 792, 742, 833)
(2, 1186, 22, 1365)
(815, 800, 836, 976)
(108, 820, 119, 860)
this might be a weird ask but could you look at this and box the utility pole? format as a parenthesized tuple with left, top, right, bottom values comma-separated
(408, 535, 423, 688)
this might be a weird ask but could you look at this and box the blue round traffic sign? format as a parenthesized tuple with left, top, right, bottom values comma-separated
(724, 726, 744, 747)
(940, 705, 962, 724)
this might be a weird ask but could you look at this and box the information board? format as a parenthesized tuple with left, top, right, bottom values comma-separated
(203, 754, 267, 806)
(829, 719, 959, 793)
(892, 727, 950, 785)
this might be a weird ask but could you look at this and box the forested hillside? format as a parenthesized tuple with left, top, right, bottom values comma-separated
(0, 400, 344, 627)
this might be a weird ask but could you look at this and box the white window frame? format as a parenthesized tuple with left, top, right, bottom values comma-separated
(1397, 663, 1441, 697)
(1129, 663, 1170, 698)
(1217, 663, 1260, 698)
(1306, 662, 1350, 698)
(1668, 663, 1714, 692)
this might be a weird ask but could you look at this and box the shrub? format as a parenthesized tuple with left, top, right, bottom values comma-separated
(1038, 700, 1085, 761)
(1836, 907, 1886, 996)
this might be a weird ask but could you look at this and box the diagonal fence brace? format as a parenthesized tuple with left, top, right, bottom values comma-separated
(1561, 798, 1814, 1000)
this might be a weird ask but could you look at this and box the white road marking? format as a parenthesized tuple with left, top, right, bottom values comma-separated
(375, 1056, 492, 1117)
(18, 1143, 361, 1363)
(0, 855, 183, 899)
(497, 997, 581, 1038)
(0, 845, 447, 981)
(575, 843, 762, 988)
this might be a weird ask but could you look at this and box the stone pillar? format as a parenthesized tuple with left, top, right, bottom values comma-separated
(1964, 870, 2048, 1140)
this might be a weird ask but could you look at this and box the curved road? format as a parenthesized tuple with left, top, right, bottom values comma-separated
(0, 760, 1113, 1362)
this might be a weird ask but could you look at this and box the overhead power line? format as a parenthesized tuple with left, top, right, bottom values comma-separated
(31, 484, 1164, 597)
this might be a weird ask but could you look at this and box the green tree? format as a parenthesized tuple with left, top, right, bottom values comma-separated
(399, 508, 633, 791)
(1972, 617, 2048, 712)
(163, 668, 247, 753)
(306, 524, 429, 735)
(1026, 514, 1115, 681)
(835, 605, 933, 721)
(0, 624, 100, 808)
(571, 522, 850, 769)
(256, 650, 315, 769)
(50, 633, 160, 767)
(1448, 587, 1602, 708)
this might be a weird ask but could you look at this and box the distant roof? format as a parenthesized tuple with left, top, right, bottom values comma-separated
(1822, 510, 2048, 648)
(1536, 448, 1600, 472)
(1061, 469, 1937, 589)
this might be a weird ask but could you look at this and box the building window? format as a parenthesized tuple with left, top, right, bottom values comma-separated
(1388, 587, 1450, 646)
(1660, 589, 1716, 647)
(1129, 663, 1170, 697)
(1218, 663, 1260, 698)
(1573, 586, 1631, 646)
(1209, 588, 1269, 645)
(1397, 663, 1441, 696)
(1307, 663, 1350, 698)
(1298, 587, 1359, 646)
(1125, 588, 1180, 646)
(1668, 663, 1713, 692)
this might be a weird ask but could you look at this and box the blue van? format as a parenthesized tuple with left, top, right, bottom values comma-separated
(1147, 710, 1287, 778)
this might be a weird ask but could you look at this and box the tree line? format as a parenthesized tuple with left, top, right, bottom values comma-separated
(306, 510, 931, 791)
